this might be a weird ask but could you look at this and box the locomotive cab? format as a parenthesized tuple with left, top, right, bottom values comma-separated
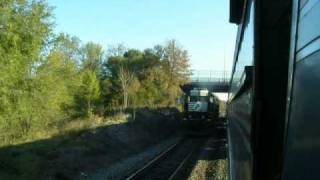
(182, 87, 220, 123)
(185, 88, 209, 120)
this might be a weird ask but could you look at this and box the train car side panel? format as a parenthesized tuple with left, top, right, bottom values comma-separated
(282, 0, 320, 179)
(228, 0, 254, 180)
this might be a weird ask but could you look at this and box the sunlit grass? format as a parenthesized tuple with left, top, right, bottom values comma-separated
(189, 159, 228, 180)
(0, 108, 180, 179)
(0, 114, 129, 147)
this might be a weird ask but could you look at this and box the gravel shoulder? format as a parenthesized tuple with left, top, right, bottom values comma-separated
(86, 137, 181, 180)
(188, 121, 228, 180)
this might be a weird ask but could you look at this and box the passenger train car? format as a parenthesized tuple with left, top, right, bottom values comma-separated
(227, 0, 320, 179)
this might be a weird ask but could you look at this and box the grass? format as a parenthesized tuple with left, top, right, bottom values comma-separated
(189, 159, 228, 180)
(0, 108, 181, 180)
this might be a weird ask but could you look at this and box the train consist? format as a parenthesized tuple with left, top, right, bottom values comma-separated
(228, 0, 320, 180)
(181, 87, 220, 127)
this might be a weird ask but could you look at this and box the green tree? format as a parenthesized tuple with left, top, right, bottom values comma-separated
(102, 44, 191, 109)
(0, 0, 53, 141)
(35, 33, 82, 119)
(78, 70, 100, 118)
(106, 44, 127, 57)
(0, 0, 191, 146)
(81, 42, 104, 77)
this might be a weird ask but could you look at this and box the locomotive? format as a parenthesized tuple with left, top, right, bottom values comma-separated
(182, 87, 220, 126)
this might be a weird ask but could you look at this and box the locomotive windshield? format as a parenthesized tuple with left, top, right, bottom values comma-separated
(188, 88, 210, 102)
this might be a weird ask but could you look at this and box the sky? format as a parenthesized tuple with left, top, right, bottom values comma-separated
(48, 0, 237, 72)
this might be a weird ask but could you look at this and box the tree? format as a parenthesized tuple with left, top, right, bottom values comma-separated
(118, 65, 135, 109)
(52, 33, 81, 63)
(0, 0, 192, 146)
(81, 42, 104, 77)
(0, 0, 53, 140)
(78, 70, 100, 118)
(106, 44, 127, 57)
(163, 39, 190, 85)
(37, 34, 82, 118)
(102, 44, 191, 108)
(161, 39, 191, 105)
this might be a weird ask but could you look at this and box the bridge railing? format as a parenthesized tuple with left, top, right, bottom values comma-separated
(189, 70, 231, 84)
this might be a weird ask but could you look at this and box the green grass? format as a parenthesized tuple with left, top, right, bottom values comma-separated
(0, 108, 180, 180)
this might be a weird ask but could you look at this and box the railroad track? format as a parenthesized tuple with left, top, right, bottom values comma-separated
(126, 138, 205, 180)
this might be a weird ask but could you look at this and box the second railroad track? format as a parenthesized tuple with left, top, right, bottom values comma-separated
(126, 137, 206, 180)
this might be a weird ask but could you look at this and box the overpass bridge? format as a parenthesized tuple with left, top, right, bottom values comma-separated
(181, 70, 231, 93)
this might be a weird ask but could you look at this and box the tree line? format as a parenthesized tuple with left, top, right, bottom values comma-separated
(0, 0, 190, 144)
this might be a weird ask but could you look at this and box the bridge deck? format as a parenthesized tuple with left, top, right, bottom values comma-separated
(182, 70, 230, 93)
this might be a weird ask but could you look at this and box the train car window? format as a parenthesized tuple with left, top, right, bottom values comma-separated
(229, 1, 254, 100)
(297, 0, 320, 52)
(300, 0, 309, 10)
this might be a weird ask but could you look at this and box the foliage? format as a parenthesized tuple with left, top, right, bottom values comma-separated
(81, 42, 104, 77)
(0, 0, 53, 143)
(0, 0, 190, 146)
(103, 42, 190, 108)
(77, 70, 100, 117)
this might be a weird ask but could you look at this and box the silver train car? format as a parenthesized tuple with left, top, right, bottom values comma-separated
(228, 0, 320, 179)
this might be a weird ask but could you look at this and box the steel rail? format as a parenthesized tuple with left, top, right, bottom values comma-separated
(126, 138, 184, 180)
(168, 150, 193, 180)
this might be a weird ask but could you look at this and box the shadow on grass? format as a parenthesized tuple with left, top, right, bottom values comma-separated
(0, 107, 181, 180)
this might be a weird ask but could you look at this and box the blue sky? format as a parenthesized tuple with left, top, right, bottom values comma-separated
(48, 0, 237, 71)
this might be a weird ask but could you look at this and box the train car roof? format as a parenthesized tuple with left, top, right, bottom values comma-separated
(229, 0, 245, 24)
